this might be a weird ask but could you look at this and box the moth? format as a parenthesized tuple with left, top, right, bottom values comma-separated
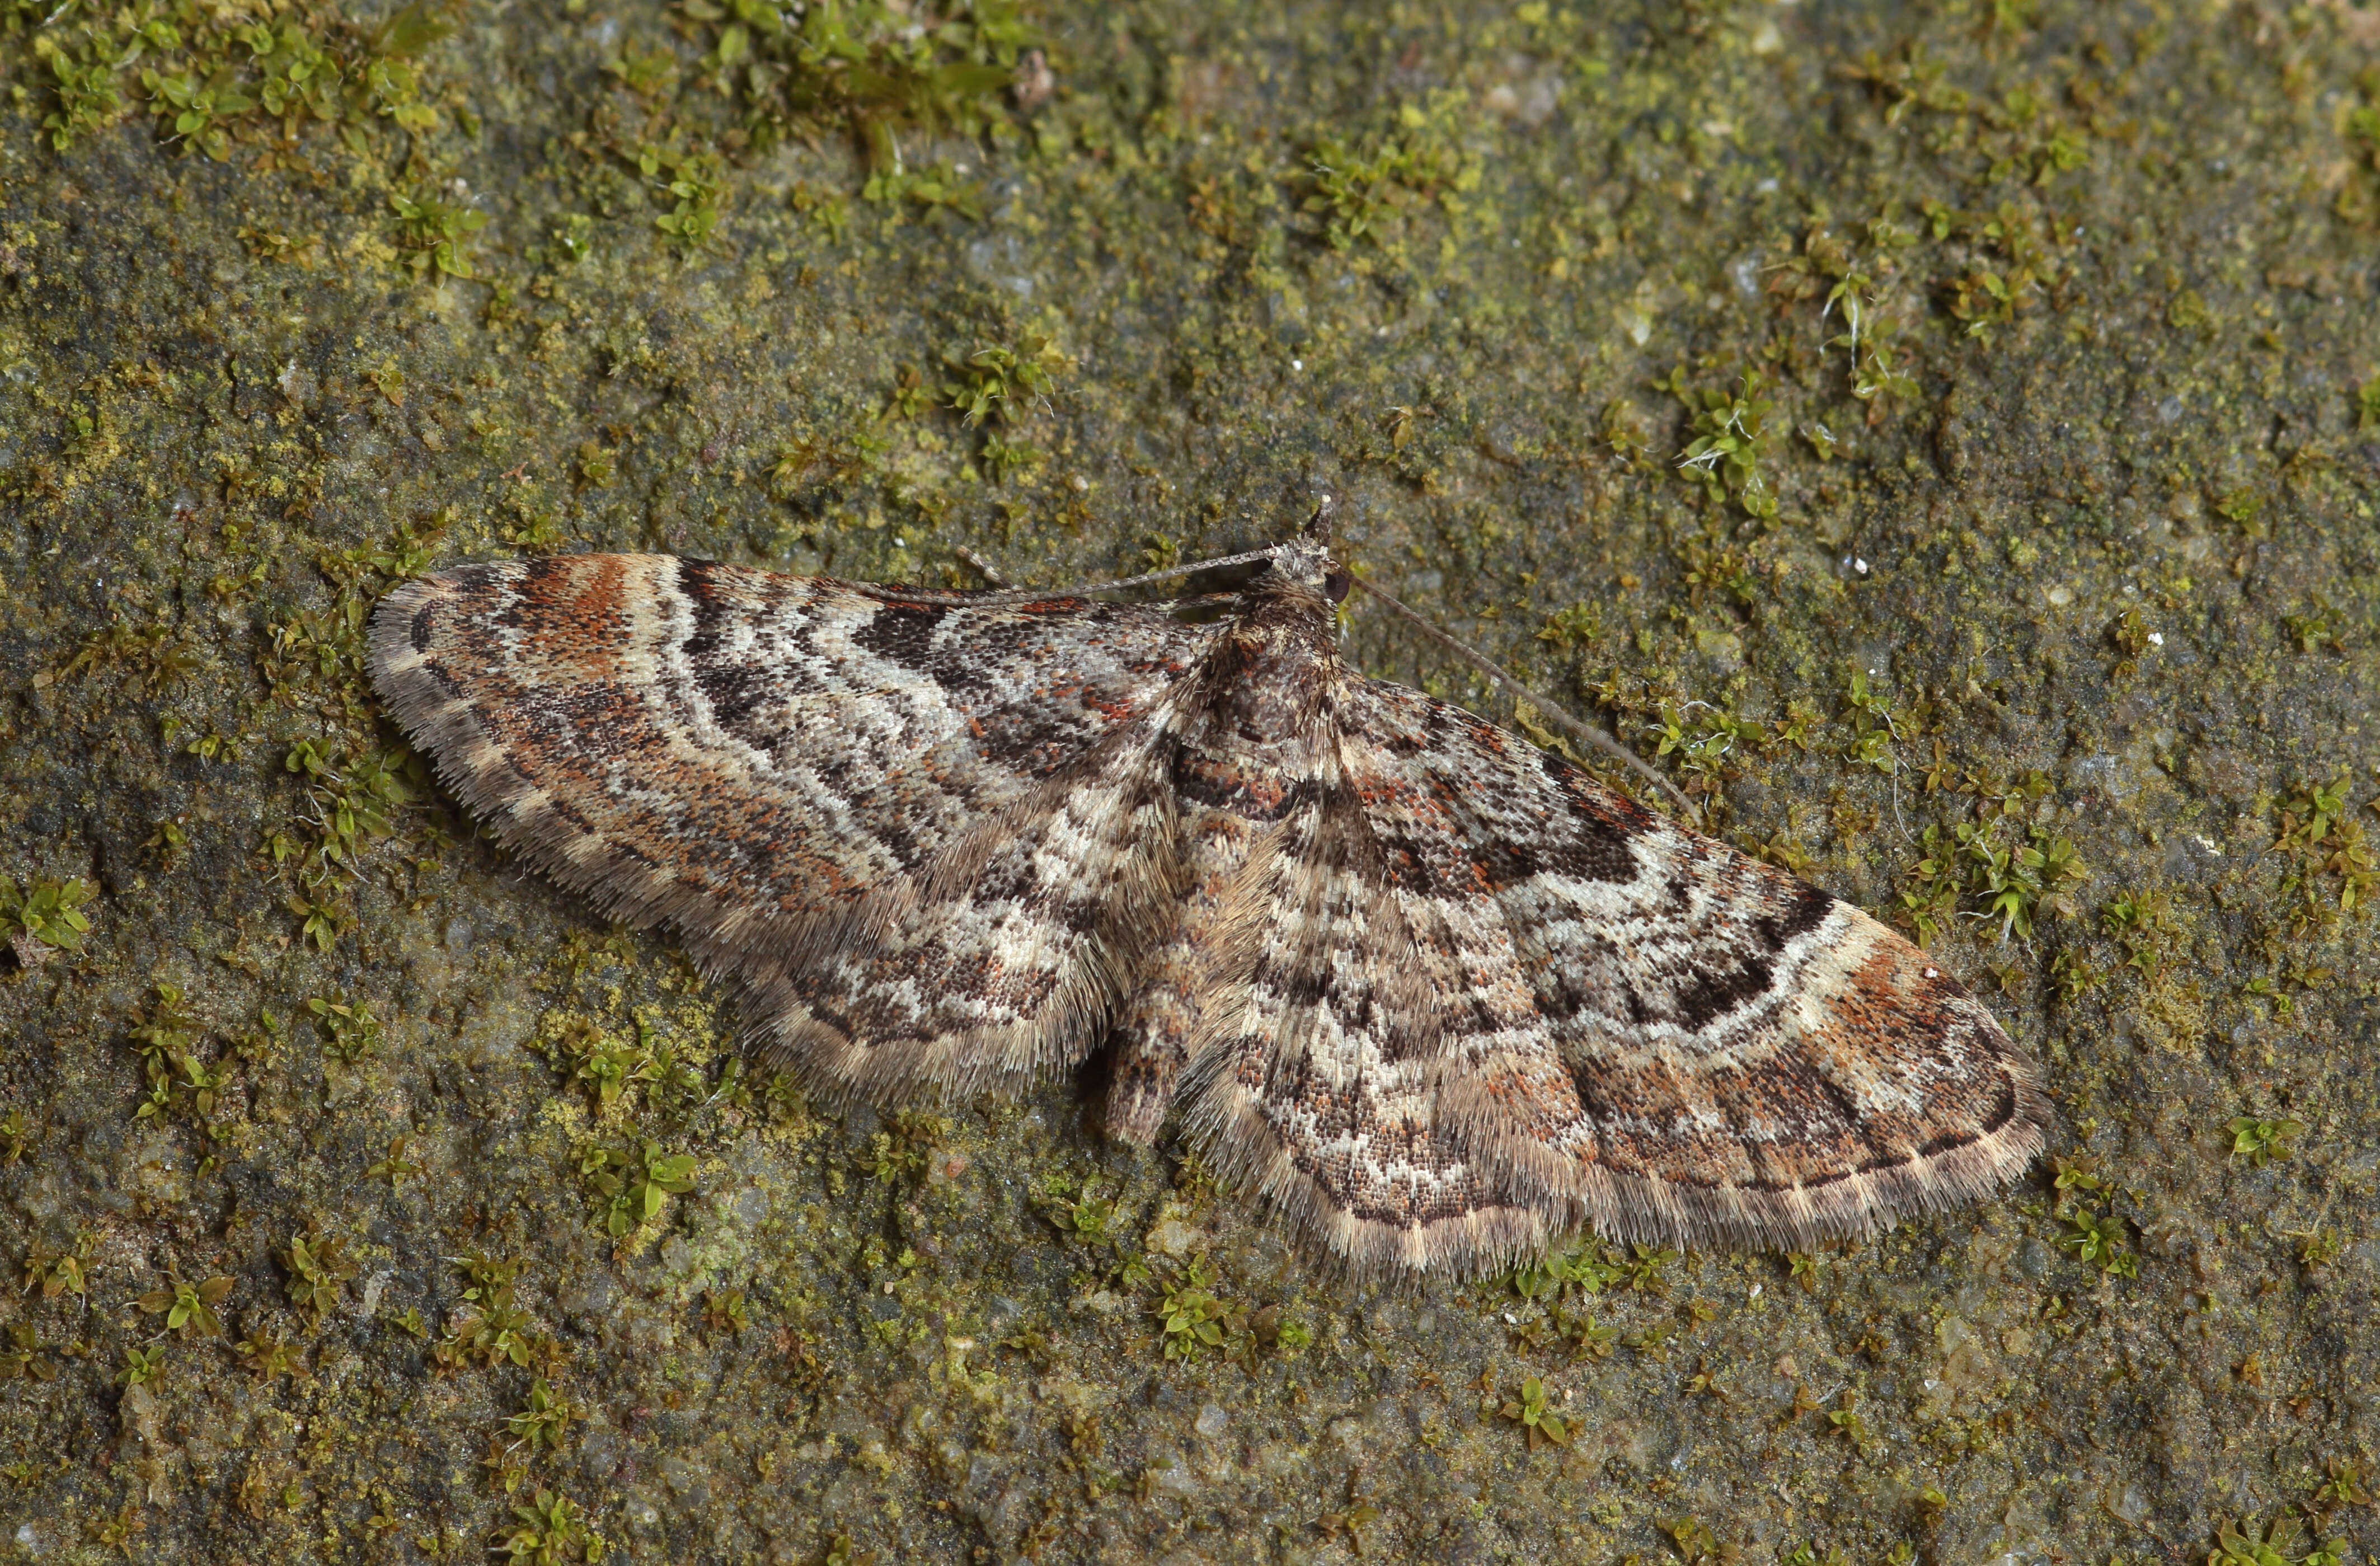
(368, 510, 2049, 1278)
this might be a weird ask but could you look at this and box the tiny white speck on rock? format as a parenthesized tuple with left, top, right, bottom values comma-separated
(1146, 1217, 1201, 1257)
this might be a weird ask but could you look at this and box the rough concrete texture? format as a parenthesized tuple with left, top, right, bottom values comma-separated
(0, 0, 2376, 1561)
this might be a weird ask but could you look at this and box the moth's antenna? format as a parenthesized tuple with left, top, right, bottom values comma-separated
(1347, 573, 1698, 817)
(887, 545, 1285, 607)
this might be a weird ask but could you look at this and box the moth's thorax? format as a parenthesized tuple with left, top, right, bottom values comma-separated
(1207, 580, 1341, 720)
(1154, 579, 1342, 822)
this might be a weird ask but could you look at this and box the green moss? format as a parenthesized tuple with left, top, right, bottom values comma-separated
(580, 1139, 698, 1236)
(133, 1272, 231, 1338)
(280, 1226, 358, 1328)
(2227, 1113, 2304, 1169)
(20, 1, 451, 157)
(490, 1489, 609, 1564)
(1668, 368, 1778, 519)
(389, 187, 490, 280)
(2209, 1513, 2348, 1566)
(1498, 1375, 1571, 1451)
(1152, 1258, 1240, 1363)
(1, 875, 91, 961)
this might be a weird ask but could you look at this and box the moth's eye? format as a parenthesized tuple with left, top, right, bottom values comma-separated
(1323, 568, 1353, 603)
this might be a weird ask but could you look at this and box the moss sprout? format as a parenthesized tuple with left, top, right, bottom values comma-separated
(1, 876, 93, 965)
(1499, 1376, 1571, 1450)
(134, 1272, 231, 1338)
(114, 1344, 166, 1389)
(2227, 1114, 2303, 1169)
(504, 1377, 581, 1454)
(1669, 369, 1777, 520)
(582, 1141, 699, 1237)
(1154, 1260, 1244, 1363)
(25, 1232, 93, 1303)
(281, 1228, 358, 1328)
(2208, 1514, 2344, 1566)
(437, 1255, 550, 1372)
(491, 1489, 609, 1564)
(235, 1329, 305, 1382)
(2057, 1206, 2134, 1278)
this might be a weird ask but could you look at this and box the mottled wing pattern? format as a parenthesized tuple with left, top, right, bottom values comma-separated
(739, 701, 1192, 1104)
(1177, 757, 1557, 1276)
(1337, 679, 2053, 1258)
(369, 555, 1207, 1082)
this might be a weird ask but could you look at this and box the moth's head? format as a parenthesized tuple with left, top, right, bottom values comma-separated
(1259, 496, 1350, 602)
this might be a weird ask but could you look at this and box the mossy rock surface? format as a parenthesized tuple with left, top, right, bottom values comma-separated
(1, 1, 2377, 1561)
